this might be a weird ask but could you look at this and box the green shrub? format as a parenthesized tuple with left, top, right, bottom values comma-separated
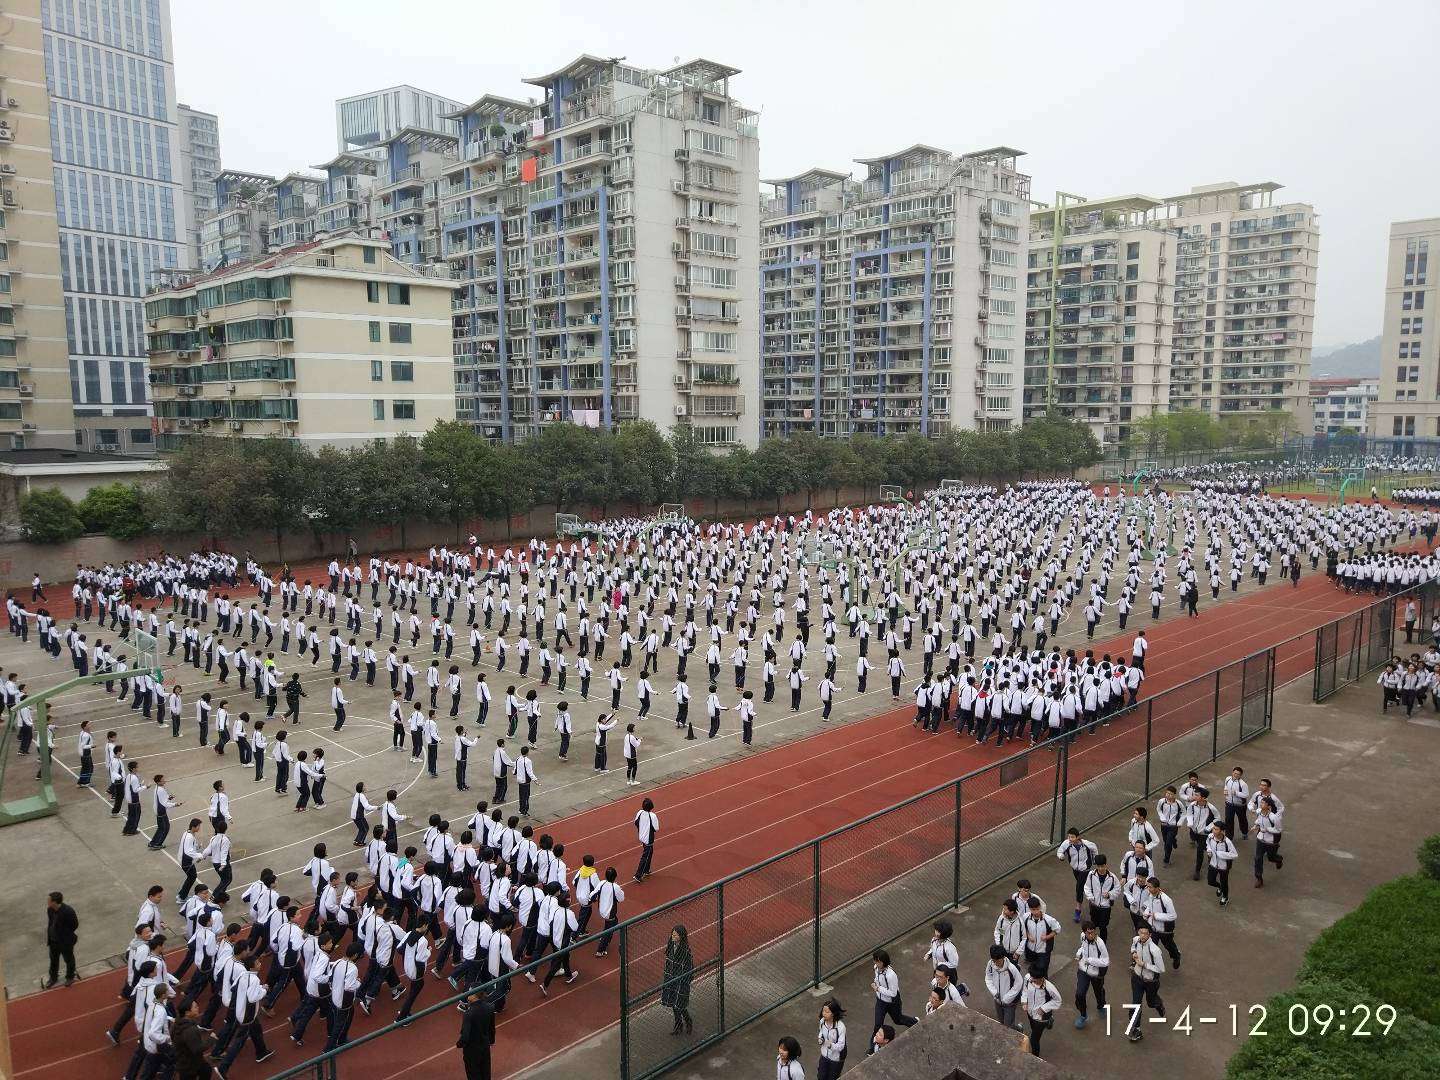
(1297, 875, 1440, 1026)
(77, 482, 149, 540)
(1419, 834, 1440, 882)
(19, 487, 84, 544)
(1226, 978, 1440, 1079)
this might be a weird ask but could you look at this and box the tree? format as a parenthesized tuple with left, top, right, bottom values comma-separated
(20, 488, 86, 543)
(421, 421, 488, 534)
(247, 439, 316, 562)
(156, 437, 257, 540)
(609, 421, 674, 509)
(77, 482, 150, 540)
(525, 424, 606, 510)
(354, 437, 426, 548)
(668, 426, 719, 505)
(308, 445, 363, 537)
(785, 431, 838, 507)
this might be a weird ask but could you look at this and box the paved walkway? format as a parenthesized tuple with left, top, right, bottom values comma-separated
(528, 676, 1440, 1080)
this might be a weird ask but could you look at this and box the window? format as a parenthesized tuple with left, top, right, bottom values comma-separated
(366, 281, 381, 303)
(1126, 242, 1140, 261)
(371, 360, 383, 381)
(689, 131, 736, 158)
(0, 403, 21, 421)
(690, 265, 736, 290)
(363, 247, 377, 264)
(130, 427, 153, 445)
(387, 283, 411, 305)
(369, 321, 381, 342)
(692, 232, 738, 258)
(388, 323, 412, 344)
(392, 400, 416, 420)
(390, 361, 414, 381)
(373, 399, 386, 421)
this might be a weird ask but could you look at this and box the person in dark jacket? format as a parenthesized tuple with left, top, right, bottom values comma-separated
(43, 891, 78, 988)
(661, 924, 694, 1034)
(172, 1001, 216, 1080)
(457, 992, 496, 1080)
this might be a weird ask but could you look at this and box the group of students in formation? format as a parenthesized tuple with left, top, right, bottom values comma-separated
(772, 765, 1288, 1077)
(1374, 593, 1440, 716)
(98, 787, 663, 1077)
(8, 475, 1398, 1079)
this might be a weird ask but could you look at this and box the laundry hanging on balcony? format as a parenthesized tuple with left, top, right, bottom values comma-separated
(520, 157, 538, 184)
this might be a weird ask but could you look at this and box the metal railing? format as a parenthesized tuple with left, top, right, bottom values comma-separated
(1313, 580, 1437, 701)
(272, 646, 1276, 1080)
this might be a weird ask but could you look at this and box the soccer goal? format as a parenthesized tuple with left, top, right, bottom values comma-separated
(555, 512, 581, 538)
(879, 484, 903, 503)
(655, 502, 688, 523)
(132, 628, 159, 674)
(939, 478, 964, 493)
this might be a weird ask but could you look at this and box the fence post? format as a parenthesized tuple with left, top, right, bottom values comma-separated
(1058, 741, 1070, 838)
(952, 779, 963, 907)
(1212, 668, 1221, 763)
(716, 883, 727, 1034)
(1143, 699, 1153, 795)
(1267, 647, 1277, 729)
(811, 840, 822, 988)
(619, 922, 631, 1080)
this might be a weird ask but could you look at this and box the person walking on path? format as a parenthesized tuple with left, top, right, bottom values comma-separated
(43, 890, 78, 988)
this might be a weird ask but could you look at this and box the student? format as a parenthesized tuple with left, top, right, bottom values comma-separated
(1072, 920, 1109, 1029)
(1082, 854, 1118, 943)
(1206, 821, 1239, 905)
(330, 679, 348, 730)
(633, 797, 660, 882)
(869, 949, 917, 1038)
(593, 713, 617, 772)
(454, 725, 478, 790)
(1222, 766, 1250, 839)
(777, 1035, 805, 1080)
(1252, 796, 1285, 887)
(492, 738, 514, 804)
(816, 998, 847, 1080)
(1021, 967, 1061, 1056)
(623, 724, 642, 786)
(1056, 827, 1097, 923)
(984, 944, 1023, 1029)
(1140, 877, 1180, 968)
(1125, 925, 1166, 1041)
(1155, 786, 1183, 866)
(515, 746, 537, 817)
(1021, 896, 1060, 976)
(926, 920, 958, 983)
(350, 783, 377, 847)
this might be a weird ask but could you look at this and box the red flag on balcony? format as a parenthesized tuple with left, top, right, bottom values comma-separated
(520, 156, 538, 184)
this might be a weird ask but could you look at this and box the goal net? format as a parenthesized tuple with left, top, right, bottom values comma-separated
(656, 503, 688, 522)
(131, 628, 159, 676)
(938, 478, 964, 493)
(879, 484, 903, 503)
(555, 513, 581, 538)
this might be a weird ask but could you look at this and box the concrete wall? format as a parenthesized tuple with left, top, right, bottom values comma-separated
(0, 483, 885, 589)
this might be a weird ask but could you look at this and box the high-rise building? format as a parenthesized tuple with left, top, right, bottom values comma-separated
(40, 0, 190, 455)
(0, 0, 79, 449)
(177, 104, 221, 269)
(200, 170, 276, 271)
(1369, 218, 1437, 442)
(1165, 182, 1318, 427)
(146, 234, 453, 449)
(335, 86, 463, 152)
(759, 146, 1029, 439)
(1024, 194, 1175, 449)
(1310, 376, 1377, 436)
(443, 57, 760, 447)
(372, 129, 457, 268)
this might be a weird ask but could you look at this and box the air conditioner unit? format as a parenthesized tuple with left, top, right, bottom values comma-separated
(0, 130, 13, 143)
(20, 422, 36, 432)
(674, 275, 689, 288)
(0, 191, 15, 206)
(95, 442, 120, 452)
(973, 336, 985, 347)
(673, 148, 689, 161)
(177, 418, 192, 428)
(0, 164, 15, 176)
(17, 383, 32, 394)
(228, 420, 244, 431)
(4, 99, 15, 110)
(178, 385, 199, 397)
(674, 404, 687, 417)
(671, 180, 685, 193)
(673, 374, 688, 388)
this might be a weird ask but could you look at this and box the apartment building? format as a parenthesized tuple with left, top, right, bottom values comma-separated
(1310, 376, 1377, 436)
(759, 146, 1029, 439)
(336, 86, 463, 152)
(443, 57, 760, 447)
(145, 235, 452, 449)
(373, 128, 457, 268)
(1369, 218, 1438, 441)
(178, 104, 221, 269)
(40, 0, 189, 454)
(313, 152, 381, 235)
(1166, 182, 1319, 428)
(0, 0, 78, 449)
(1024, 194, 1175, 449)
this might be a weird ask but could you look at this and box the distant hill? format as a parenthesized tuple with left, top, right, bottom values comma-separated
(1311, 336, 1380, 378)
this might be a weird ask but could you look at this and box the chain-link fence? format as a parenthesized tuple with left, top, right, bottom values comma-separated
(1313, 582, 1438, 702)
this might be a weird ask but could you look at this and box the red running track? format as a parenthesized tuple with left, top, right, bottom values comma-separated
(6, 570, 1403, 1080)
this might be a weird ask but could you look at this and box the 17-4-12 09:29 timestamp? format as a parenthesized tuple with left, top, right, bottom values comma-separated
(1101, 1002, 1398, 1036)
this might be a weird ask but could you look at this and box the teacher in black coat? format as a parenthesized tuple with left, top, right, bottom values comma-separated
(44, 890, 79, 988)
(457, 992, 497, 1080)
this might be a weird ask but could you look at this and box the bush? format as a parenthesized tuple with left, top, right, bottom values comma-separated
(1296, 875, 1440, 1027)
(1226, 978, 1440, 1078)
(1419, 834, 1440, 882)
(19, 488, 85, 544)
(77, 483, 149, 540)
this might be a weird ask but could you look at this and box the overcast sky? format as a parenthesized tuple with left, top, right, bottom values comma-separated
(173, 0, 1438, 347)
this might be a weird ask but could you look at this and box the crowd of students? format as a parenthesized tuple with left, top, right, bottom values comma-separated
(2, 478, 1412, 1077)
